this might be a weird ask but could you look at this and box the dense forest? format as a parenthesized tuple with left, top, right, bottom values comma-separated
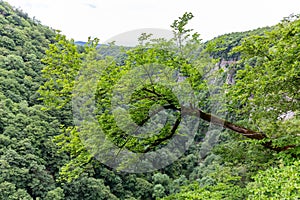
(0, 1, 299, 199)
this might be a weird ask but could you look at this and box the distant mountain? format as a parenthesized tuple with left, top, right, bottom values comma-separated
(74, 41, 102, 47)
(74, 41, 86, 46)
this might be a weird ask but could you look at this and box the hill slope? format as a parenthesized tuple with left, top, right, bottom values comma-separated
(1, 2, 299, 199)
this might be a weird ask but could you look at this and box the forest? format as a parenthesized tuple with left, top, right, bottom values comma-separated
(0, 1, 299, 199)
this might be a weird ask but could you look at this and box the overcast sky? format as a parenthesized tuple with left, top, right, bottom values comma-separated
(5, 0, 300, 43)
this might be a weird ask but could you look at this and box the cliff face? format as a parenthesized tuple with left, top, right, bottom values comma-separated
(206, 27, 273, 85)
(218, 58, 236, 68)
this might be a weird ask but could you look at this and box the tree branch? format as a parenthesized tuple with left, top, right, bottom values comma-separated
(181, 106, 296, 152)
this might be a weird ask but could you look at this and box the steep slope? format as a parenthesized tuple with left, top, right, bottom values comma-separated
(0, 1, 64, 199)
(1, 2, 299, 199)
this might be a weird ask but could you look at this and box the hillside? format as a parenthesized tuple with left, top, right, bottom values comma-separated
(0, 1, 118, 199)
(1, 1, 299, 199)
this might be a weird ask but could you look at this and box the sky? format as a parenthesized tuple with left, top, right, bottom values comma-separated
(5, 0, 300, 44)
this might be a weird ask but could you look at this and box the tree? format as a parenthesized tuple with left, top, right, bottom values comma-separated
(227, 14, 300, 153)
(39, 12, 299, 180)
(38, 33, 83, 109)
(62, 176, 118, 200)
(3, 1, 299, 198)
(247, 160, 300, 199)
(0, 181, 33, 200)
(45, 187, 64, 200)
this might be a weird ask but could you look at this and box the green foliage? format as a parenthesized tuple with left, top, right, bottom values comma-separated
(227, 15, 300, 152)
(247, 160, 300, 199)
(2, 1, 300, 199)
(42, 11, 210, 179)
(205, 27, 272, 60)
(38, 33, 82, 109)
(134, 178, 153, 199)
(45, 187, 64, 200)
(162, 181, 246, 200)
(62, 175, 118, 200)
(0, 2, 62, 199)
(153, 184, 166, 199)
(0, 181, 32, 200)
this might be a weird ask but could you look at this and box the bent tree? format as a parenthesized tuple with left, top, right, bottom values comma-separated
(39, 13, 299, 177)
